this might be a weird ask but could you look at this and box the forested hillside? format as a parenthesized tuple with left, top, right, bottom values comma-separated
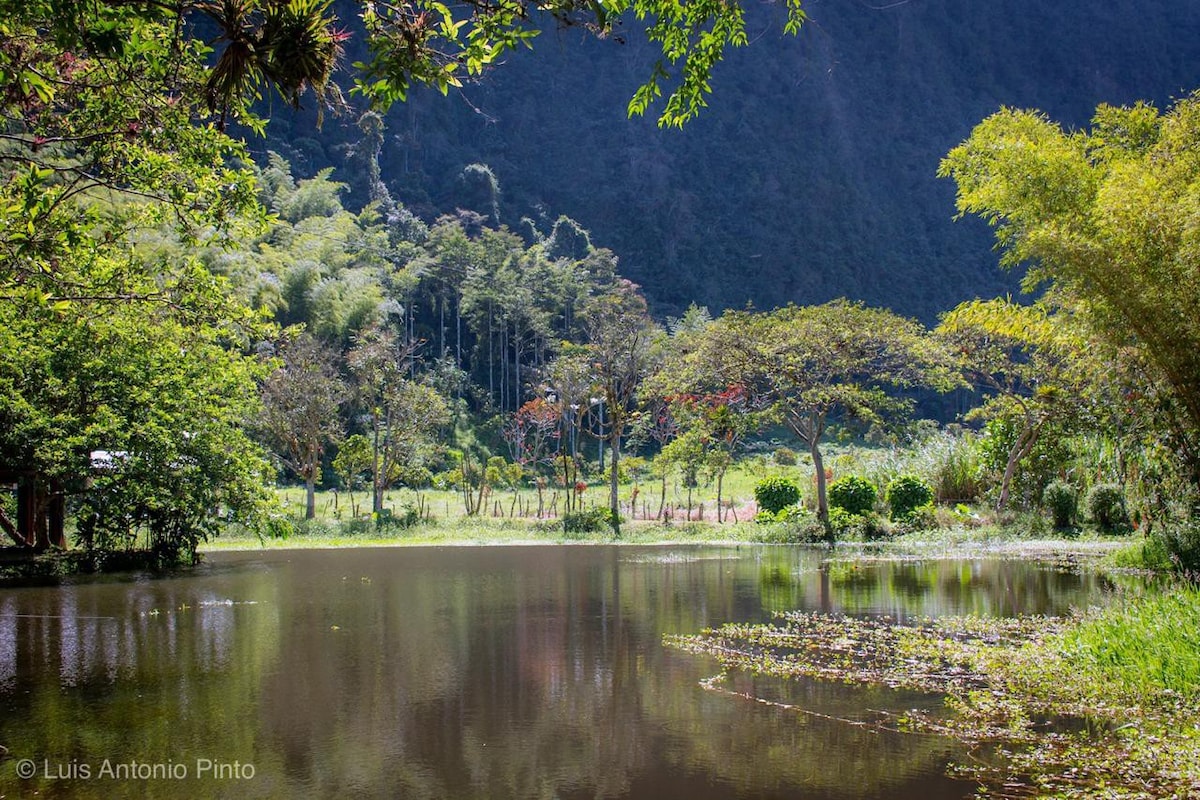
(254, 0, 1200, 320)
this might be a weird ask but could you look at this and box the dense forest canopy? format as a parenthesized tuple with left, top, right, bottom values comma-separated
(258, 0, 1200, 321)
(4, 1, 1200, 564)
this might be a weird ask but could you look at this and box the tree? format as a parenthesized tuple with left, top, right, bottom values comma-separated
(351, 0, 807, 127)
(333, 433, 372, 517)
(940, 94, 1200, 490)
(937, 298, 1088, 510)
(0, 258, 275, 560)
(258, 333, 346, 519)
(668, 386, 767, 522)
(543, 346, 597, 514)
(582, 280, 661, 532)
(503, 397, 560, 516)
(348, 325, 450, 513)
(681, 301, 945, 536)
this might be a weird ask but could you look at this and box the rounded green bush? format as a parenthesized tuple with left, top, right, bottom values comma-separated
(828, 475, 877, 516)
(563, 508, 616, 536)
(884, 474, 935, 521)
(754, 476, 801, 515)
(1085, 483, 1128, 532)
(772, 447, 798, 466)
(1043, 480, 1077, 529)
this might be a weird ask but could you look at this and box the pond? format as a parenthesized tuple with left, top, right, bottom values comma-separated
(0, 545, 1121, 799)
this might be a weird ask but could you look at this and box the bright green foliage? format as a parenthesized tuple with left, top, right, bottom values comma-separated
(937, 298, 1089, 511)
(1042, 480, 1077, 529)
(941, 93, 1200, 491)
(884, 475, 934, 521)
(675, 300, 948, 530)
(753, 476, 800, 515)
(0, 4, 266, 303)
(827, 476, 877, 516)
(977, 415, 1072, 511)
(0, 3, 286, 559)
(0, 266, 276, 562)
(1056, 587, 1200, 701)
(1085, 483, 1128, 532)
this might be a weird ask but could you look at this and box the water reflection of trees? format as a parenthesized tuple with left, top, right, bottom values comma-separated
(0, 568, 282, 798)
(0, 547, 1122, 799)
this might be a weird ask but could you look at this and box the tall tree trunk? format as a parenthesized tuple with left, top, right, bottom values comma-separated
(372, 409, 384, 514)
(514, 323, 521, 408)
(811, 440, 830, 540)
(439, 293, 446, 357)
(658, 472, 667, 521)
(609, 425, 621, 536)
(716, 469, 725, 523)
(997, 421, 1040, 512)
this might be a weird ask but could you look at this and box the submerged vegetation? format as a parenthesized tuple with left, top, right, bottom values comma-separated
(669, 585, 1200, 798)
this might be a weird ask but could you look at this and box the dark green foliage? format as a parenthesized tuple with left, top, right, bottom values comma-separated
(754, 477, 801, 515)
(394, 466, 434, 489)
(1086, 484, 1129, 532)
(885, 475, 935, 521)
(1043, 480, 1078, 530)
(562, 508, 616, 536)
(828, 476, 877, 516)
(271, 1, 1200, 324)
(376, 503, 421, 530)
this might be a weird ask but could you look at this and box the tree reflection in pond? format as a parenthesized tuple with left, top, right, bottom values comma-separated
(0, 546, 1120, 799)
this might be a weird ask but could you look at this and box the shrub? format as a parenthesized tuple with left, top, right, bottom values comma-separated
(885, 474, 935, 521)
(751, 508, 825, 544)
(828, 476, 877, 516)
(376, 503, 421, 530)
(1043, 480, 1078, 529)
(772, 447, 798, 466)
(394, 466, 434, 489)
(563, 508, 615, 536)
(1157, 521, 1200, 571)
(828, 507, 887, 540)
(1110, 521, 1200, 572)
(1085, 483, 1129, 532)
(754, 476, 801, 515)
(893, 505, 939, 534)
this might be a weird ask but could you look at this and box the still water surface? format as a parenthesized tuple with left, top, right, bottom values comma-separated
(0, 546, 1119, 799)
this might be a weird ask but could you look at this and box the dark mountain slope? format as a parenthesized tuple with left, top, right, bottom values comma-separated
(261, 0, 1200, 321)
